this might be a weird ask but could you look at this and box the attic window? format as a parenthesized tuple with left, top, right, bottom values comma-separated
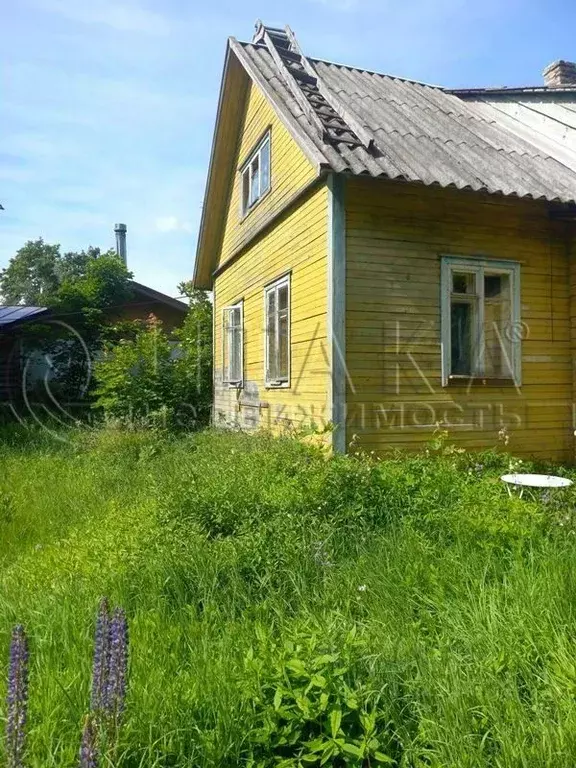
(241, 132, 271, 215)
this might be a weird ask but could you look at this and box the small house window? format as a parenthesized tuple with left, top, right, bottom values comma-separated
(265, 276, 290, 387)
(441, 257, 521, 385)
(241, 133, 271, 215)
(222, 302, 243, 386)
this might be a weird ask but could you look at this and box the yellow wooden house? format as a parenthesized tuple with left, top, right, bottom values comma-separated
(193, 22, 576, 461)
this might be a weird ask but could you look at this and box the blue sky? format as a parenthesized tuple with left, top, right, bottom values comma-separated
(2, 0, 576, 297)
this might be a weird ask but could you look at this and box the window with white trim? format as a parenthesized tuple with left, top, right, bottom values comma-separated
(241, 132, 271, 215)
(265, 276, 290, 386)
(441, 257, 521, 385)
(222, 302, 243, 386)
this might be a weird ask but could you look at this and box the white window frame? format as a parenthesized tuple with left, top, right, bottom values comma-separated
(440, 256, 521, 386)
(240, 131, 271, 216)
(264, 275, 291, 388)
(222, 301, 243, 388)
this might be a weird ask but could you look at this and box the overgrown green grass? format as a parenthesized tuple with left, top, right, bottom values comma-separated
(2, 426, 576, 766)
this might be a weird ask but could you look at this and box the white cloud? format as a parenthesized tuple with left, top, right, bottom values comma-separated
(155, 216, 193, 234)
(31, 0, 171, 35)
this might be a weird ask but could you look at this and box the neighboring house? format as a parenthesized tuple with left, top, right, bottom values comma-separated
(0, 282, 188, 404)
(0, 306, 50, 401)
(106, 280, 188, 332)
(194, 22, 576, 461)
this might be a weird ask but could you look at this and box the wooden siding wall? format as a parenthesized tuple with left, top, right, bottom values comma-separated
(345, 178, 574, 462)
(213, 80, 329, 431)
(216, 80, 318, 270)
(214, 184, 329, 431)
(569, 219, 576, 460)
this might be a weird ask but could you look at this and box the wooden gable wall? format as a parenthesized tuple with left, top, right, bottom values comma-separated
(216, 80, 318, 271)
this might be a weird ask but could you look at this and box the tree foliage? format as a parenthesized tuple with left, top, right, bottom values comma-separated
(2, 239, 135, 407)
(0, 239, 61, 305)
(93, 289, 213, 430)
(0, 239, 129, 307)
(2, 238, 214, 426)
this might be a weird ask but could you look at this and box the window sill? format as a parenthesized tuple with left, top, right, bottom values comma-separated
(265, 381, 290, 390)
(446, 376, 519, 387)
(225, 382, 243, 390)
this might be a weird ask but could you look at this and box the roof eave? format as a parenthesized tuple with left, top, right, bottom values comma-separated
(129, 281, 188, 312)
(0, 306, 51, 330)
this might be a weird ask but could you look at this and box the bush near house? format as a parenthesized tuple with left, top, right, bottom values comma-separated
(92, 288, 212, 430)
(1, 427, 576, 766)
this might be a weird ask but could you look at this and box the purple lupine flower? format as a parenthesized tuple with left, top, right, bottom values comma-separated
(105, 607, 129, 725)
(90, 598, 111, 714)
(5, 624, 30, 768)
(79, 715, 99, 768)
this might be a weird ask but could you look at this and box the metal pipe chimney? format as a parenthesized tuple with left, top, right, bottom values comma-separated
(114, 223, 127, 265)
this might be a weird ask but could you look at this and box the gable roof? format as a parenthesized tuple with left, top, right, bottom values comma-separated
(129, 281, 188, 313)
(238, 27, 576, 201)
(194, 23, 576, 288)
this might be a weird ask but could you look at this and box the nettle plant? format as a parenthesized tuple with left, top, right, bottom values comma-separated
(245, 625, 396, 767)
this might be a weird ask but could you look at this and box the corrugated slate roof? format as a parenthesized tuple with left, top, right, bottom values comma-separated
(235, 29, 576, 204)
(0, 306, 47, 328)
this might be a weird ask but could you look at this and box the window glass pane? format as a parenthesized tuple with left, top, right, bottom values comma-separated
(278, 283, 288, 311)
(452, 272, 476, 295)
(224, 309, 241, 382)
(242, 170, 250, 214)
(484, 273, 512, 377)
(266, 282, 290, 383)
(223, 310, 231, 380)
(260, 139, 270, 194)
(230, 307, 241, 329)
(450, 301, 474, 375)
(250, 157, 260, 206)
(266, 290, 277, 380)
(278, 310, 289, 380)
(229, 326, 241, 381)
(266, 288, 276, 322)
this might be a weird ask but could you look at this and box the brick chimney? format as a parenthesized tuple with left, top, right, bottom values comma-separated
(543, 60, 576, 87)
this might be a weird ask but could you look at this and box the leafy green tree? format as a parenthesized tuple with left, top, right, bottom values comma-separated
(0, 239, 126, 308)
(54, 253, 134, 321)
(41, 255, 136, 402)
(0, 239, 62, 304)
(57, 245, 103, 284)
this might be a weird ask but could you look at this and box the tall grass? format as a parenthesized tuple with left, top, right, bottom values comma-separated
(1, 426, 576, 765)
